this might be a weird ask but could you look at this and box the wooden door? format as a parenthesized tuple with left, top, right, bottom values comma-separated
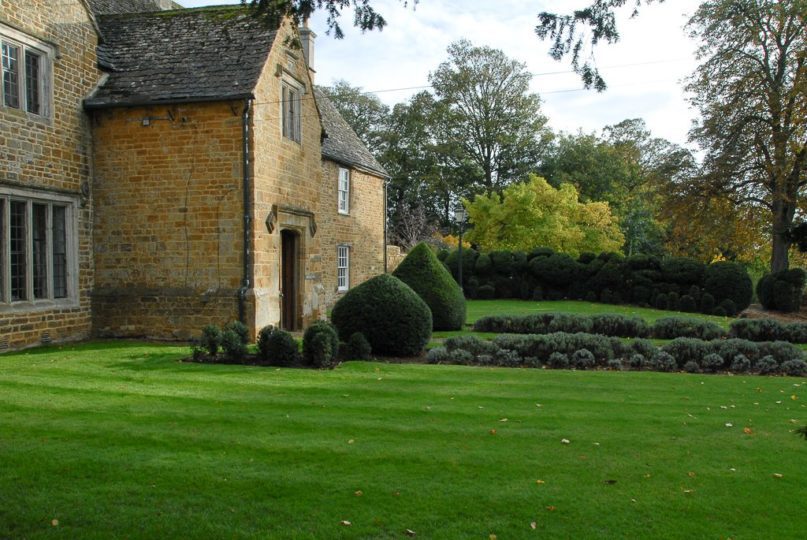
(281, 230, 298, 330)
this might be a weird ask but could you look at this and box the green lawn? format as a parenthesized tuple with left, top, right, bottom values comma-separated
(2, 342, 805, 538)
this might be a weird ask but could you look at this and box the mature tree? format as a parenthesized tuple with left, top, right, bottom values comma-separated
(241, 0, 407, 37)
(465, 175, 624, 256)
(320, 80, 389, 153)
(540, 119, 693, 257)
(429, 40, 550, 193)
(536, 1, 665, 89)
(686, 0, 806, 271)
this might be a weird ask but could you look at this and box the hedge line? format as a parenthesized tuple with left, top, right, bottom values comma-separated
(428, 333, 805, 375)
(438, 248, 752, 316)
(474, 313, 726, 340)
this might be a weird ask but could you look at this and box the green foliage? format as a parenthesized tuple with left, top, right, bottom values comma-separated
(302, 320, 339, 369)
(466, 175, 623, 256)
(331, 274, 432, 357)
(393, 242, 466, 330)
(529, 253, 579, 288)
(344, 332, 372, 360)
(221, 329, 248, 361)
(652, 318, 726, 341)
(429, 39, 549, 192)
(224, 321, 250, 345)
(703, 262, 753, 312)
(257, 326, 299, 366)
(200, 325, 222, 357)
(757, 269, 806, 313)
(444, 247, 478, 286)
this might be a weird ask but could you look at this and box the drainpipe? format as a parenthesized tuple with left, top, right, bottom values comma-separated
(383, 178, 389, 272)
(238, 98, 252, 323)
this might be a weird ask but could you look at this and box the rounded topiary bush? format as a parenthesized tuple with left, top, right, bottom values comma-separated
(200, 324, 222, 357)
(654, 351, 677, 372)
(755, 355, 779, 375)
(781, 359, 807, 377)
(548, 352, 570, 369)
(257, 325, 299, 366)
(571, 349, 596, 370)
(331, 273, 432, 357)
(730, 354, 751, 373)
(343, 332, 372, 360)
(703, 261, 753, 312)
(393, 243, 466, 330)
(303, 320, 340, 368)
(758, 269, 806, 313)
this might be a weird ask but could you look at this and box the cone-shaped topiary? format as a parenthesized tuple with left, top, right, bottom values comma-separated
(331, 273, 432, 356)
(392, 242, 466, 330)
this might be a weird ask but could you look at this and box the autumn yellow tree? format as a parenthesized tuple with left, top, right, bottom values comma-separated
(465, 175, 623, 257)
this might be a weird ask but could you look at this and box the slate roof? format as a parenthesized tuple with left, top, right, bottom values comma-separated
(84, 7, 277, 109)
(85, 0, 179, 16)
(315, 88, 388, 178)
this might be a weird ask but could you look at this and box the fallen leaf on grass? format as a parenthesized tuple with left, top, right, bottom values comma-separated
(530, 522, 537, 529)
(688, 472, 697, 478)
(354, 490, 363, 497)
(683, 489, 695, 494)
(791, 395, 798, 400)
(340, 520, 352, 526)
(51, 519, 59, 527)
(536, 479, 545, 485)
(347, 439, 354, 444)
(499, 418, 508, 422)
(743, 427, 753, 435)
(489, 534, 497, 540)
(561, 438, 570, 444)
(489, 429, 497, 435)
(725, 423, 733, 427)
(546, 506, 556, 512)
(405, 529, 416, 537)
(773, 473, 783, 479)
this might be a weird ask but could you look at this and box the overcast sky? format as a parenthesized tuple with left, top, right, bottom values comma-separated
(180, 0, 703, 147)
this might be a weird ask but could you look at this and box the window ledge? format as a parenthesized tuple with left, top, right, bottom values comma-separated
(0, 298, 79, 314)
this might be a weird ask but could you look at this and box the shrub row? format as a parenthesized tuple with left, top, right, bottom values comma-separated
(729, 318, 807, 344)
(428, 333, 805, 376)
(194, 320, 365, 368)
(438, 247, 752, 316)
(474, 313, 726, 340)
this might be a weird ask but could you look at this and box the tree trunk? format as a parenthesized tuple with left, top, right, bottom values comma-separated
(770, 201, 793, 272)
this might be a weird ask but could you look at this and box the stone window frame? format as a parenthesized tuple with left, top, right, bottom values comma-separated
(337, 167, 350, 215)
(280, 78, 303, 143)
(0, 23, 53, 119)
(337, 244, 350, 292)
(0, 186, 79, 311)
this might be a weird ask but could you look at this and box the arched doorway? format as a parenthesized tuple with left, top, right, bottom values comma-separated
(280, 229, 300, 331)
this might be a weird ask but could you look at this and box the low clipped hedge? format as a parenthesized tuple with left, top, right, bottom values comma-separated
(730, 318, 807, 344)
(474, 313, 726, 340)
(331, 273, 432, 357)
(393, 242, 466, 330)
(427, 332, 804, 375)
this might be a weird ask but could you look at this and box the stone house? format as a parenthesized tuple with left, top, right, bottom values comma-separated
(1, 0, 388, 350)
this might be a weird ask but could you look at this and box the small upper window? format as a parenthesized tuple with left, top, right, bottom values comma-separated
(281, 82, 301, 143)
(338, 167, 350, 215)
(1, 26, 50, 117)
(337, 245, 350, 292)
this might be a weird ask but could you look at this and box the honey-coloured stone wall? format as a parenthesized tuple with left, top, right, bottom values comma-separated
(91, 101, 245, 340)
(0, 0, 99, 350)
(318, 161, 386, 309)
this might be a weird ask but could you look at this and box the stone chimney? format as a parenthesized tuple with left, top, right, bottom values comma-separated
(299, 18, 316, 80)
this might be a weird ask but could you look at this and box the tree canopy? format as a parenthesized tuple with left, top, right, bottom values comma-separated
(686, 0, 806, 271)
(464, 175, 624, 256)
